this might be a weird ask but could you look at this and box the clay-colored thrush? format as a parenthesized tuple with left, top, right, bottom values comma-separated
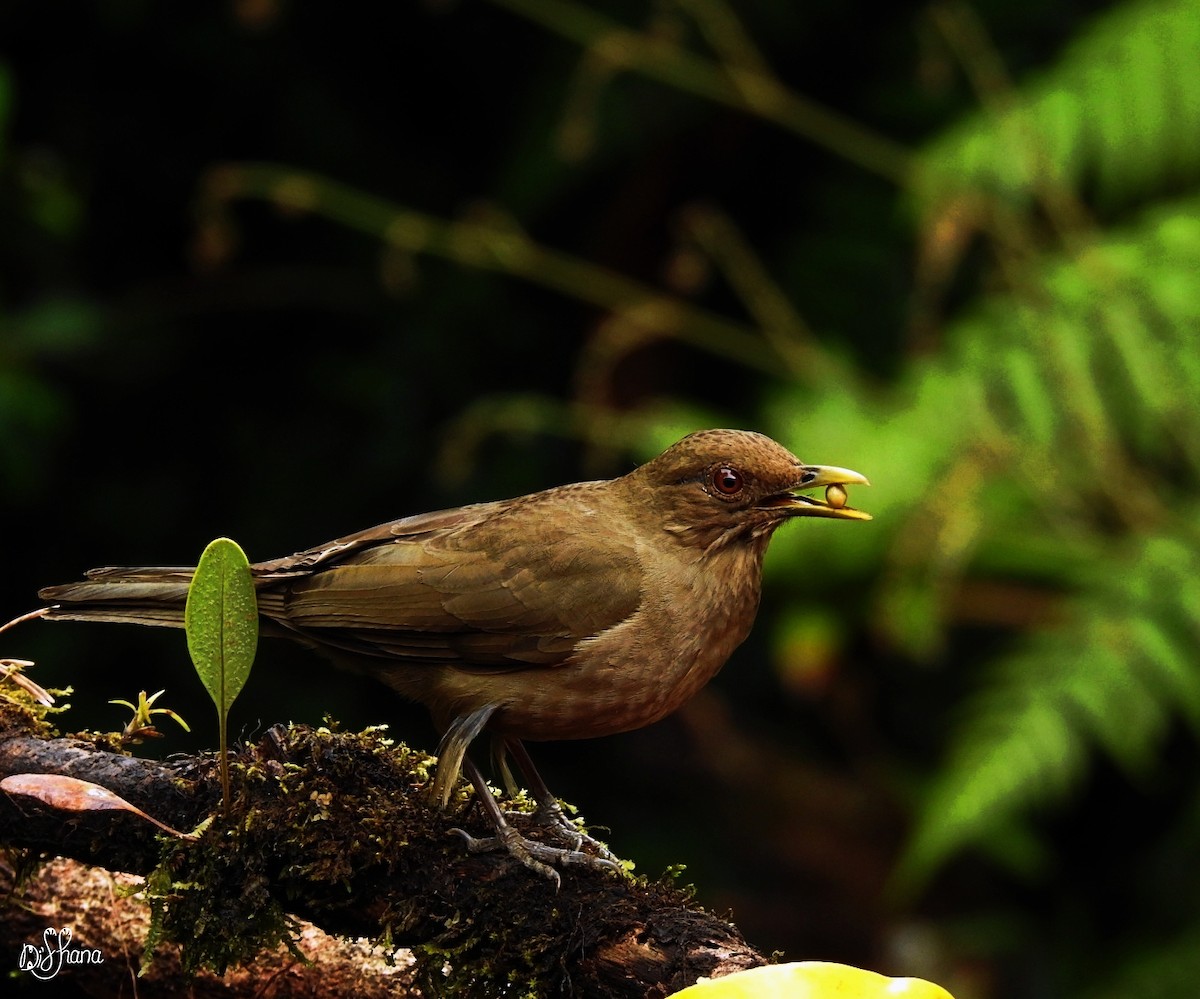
(38, 429, 870, 881)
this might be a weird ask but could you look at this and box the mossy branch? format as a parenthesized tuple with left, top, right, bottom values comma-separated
(0, 715, 766, 996)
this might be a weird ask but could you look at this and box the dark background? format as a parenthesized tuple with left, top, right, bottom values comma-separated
(5, 2, 1198, 996)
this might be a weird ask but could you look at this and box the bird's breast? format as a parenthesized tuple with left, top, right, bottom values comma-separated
(482, 542, 767, 741)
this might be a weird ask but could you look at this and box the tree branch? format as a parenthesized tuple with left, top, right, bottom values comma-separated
(0, 715, 767, 996)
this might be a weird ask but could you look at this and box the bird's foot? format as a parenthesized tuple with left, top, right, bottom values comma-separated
(450, 823, 624, 888)
(525, 797, 621, 866)
(453, 754, 625, 885)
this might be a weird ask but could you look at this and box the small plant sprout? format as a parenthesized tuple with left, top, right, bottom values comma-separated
(109, 689, 191, 743)
(185, 537, 258, 815)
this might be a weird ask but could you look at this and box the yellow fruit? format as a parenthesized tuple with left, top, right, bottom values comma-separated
(673, 961, 956, 999)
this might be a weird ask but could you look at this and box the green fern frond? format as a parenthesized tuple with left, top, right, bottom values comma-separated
(895, 517, 1200, 889)
(962, 197, 1200, 484)
(847, 193, 1200, 891)
(768, 197, 1200, 659)
(740, 186, 1200, 951)
(914, 0, 1200, 211)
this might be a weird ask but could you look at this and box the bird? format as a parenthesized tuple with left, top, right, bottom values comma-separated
(37, 429, 870, 882)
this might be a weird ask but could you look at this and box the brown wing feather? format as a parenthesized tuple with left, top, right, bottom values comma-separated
(256, 484, 643, 669)
(251, 502, 500, 575)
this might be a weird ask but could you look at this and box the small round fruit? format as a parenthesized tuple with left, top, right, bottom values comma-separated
(825, 483, 848, 509)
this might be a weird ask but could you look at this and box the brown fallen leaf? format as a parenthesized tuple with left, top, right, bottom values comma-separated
(1, 773, 199, 840)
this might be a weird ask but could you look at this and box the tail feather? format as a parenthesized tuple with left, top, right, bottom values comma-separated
(39, 566, 196, 629)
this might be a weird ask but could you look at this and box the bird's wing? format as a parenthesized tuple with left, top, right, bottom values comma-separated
(251, 503, 492, 575)
(254, 490, 644, 669)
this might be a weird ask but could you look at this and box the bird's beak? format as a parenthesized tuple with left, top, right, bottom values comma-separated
(765, 464, 872, 521)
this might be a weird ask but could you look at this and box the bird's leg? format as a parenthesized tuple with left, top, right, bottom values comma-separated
(451, 759, 624, 886)
(435, 709, 623, 882)
(489, 736, 521, 799)
(502, 737, 620, 865)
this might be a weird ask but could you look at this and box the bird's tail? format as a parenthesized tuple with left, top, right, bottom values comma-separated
(38, 566, 198, 628)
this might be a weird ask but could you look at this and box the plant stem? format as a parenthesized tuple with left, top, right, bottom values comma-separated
(203, 163, 805, 378)
(487, 0, 913, 184)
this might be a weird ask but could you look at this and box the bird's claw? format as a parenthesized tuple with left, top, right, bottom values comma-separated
(450, 824, 624, 887)
(526, 798, 621, 865)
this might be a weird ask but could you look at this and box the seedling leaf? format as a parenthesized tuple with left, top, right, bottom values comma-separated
(185, 537, 258, 713)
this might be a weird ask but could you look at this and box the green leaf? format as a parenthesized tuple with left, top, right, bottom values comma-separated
(185, 537, 258, 717)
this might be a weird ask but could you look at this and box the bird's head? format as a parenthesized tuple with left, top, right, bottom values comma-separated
(627, 429, 870, 552)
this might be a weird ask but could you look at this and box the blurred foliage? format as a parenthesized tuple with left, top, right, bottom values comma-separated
(3, 0, 1200, 996)
(913, 0, 1200, 211)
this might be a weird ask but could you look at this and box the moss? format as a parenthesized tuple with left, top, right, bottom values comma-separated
(415, 842, 697, 996)
(0, 668, 133, 756)
(416, 867, 700, 997)
(64, 728, 132, 754)
(141, 722, 441, 975)
(0, 681, 73, 740)
(136, 722, 702, 993)
(143, 833, 304, 975)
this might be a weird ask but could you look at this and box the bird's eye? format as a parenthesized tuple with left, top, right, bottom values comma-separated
(711, 466, 744, 496)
